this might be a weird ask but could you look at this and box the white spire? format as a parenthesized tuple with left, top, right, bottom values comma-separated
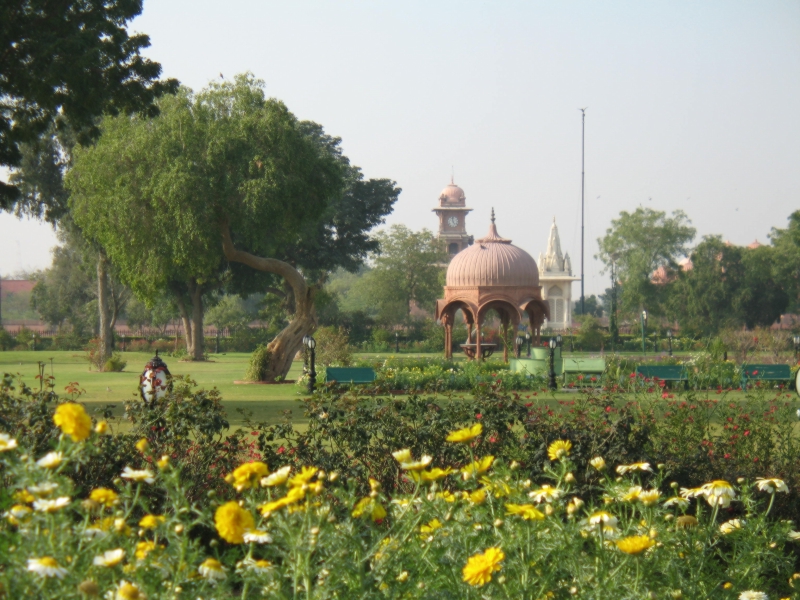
(543, 218, 565, 272)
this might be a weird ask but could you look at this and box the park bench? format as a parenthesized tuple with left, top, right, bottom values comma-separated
(562, 358, 606, 385)
(325, 367, 376, 385)
(635, 365, 689, 389)
(740, 364, 794, 389)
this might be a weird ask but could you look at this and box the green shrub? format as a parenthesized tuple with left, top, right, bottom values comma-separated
(246, 344, 271, 381)
(103, 353, 127, 372)
(315, 325, 353, 367)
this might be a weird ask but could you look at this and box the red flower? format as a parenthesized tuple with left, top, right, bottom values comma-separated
(629, 373, 636, 379)
(605, 406, 612, 413)
(251, 431, 258, 436)
(724, 453, 731, 459)
(744, 430, 750, 436)
(661, 392, 669, 399)
(488, 436, 497, 443)
(277, 446, 286, 454)
(475, 413, 482, 419)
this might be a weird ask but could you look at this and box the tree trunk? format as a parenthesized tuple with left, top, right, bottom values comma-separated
(97, 254, 113, 366)
(188, 280, 205, 361)
(221, 222, 316, 381)
(174, 291, 194, 355)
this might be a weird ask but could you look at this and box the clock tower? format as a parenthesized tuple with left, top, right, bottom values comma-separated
(433, 178, 473, 258)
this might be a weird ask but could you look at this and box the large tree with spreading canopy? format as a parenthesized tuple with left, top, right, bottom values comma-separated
(68, 74, 398, 377)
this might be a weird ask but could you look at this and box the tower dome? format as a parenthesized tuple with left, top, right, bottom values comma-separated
(446, 211, 539, 287)
(439, 181, 466, 205)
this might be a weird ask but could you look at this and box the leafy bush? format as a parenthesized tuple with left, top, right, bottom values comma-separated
(0, 328, 14, 351)
(51, 330, 85, 351)
(1, 399, 799, 598)
(103, 353, 127, 372)
(246, 344, 271, 381)
(315, 325, 353, 367)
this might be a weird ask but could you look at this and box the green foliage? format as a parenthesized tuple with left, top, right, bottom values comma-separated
(770, 209, 800, 313)
(314, 326, 353, 367)
(103, 353, 127, 373)
(575, 315, 605, 349)
(597, 207, 696, 316)
(205, 294, 254, 333)
(0, 328, 14, 351)
(0, 286, 39, 321)
(573, 294, 604, 317)
(246, 345, 272, 382)
(0, 0, 178, 206)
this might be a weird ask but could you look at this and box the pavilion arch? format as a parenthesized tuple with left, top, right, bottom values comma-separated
(435, 213, 549, 362)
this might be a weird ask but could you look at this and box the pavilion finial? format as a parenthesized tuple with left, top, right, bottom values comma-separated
(451, 166, 454, 185)
(491, 207, 495, 224)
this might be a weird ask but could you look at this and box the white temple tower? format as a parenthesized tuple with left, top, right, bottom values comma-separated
(538, 218, 579, 330)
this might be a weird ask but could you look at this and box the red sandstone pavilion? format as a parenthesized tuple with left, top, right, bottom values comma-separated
(435, 210, 550, 361)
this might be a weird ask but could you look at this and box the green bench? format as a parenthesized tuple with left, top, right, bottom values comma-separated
(741, 364, 793, 388)
(562, 358, 606, 385)
(635, 365, 689, 388)
(325, 367, 376, 385)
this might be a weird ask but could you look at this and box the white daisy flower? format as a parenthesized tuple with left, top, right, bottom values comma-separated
(755, 478, 789, 494)
(93, 548, 125, 567)
(36, 452, 63, 469)
(787, 530, 800, 541)
(528, 484, 563, 503)
(663, 496, 690, 509)
(33, 497, 70, 513)
(27, 557, 68, 578)
(615, 462, 652, 475)
(0, 432, 18, 452)
(719, 519, 745, 535)
(27, 482, 59, 496)
(110, 580, 146, 600)
(261, 466, 292, 487)
(121, 466, 155, 484)
(243, 529, 272, 544)
(738, 591, 768, 600)
(198, 557, 227, 583)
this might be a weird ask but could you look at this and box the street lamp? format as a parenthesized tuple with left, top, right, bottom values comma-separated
(556, 334, 563, 348)
(641, 310, 648, 355)
(515, 334, 525, 359)
(548, 337, 558, 391)
(525, 332, 531, 357)
(395, 331, 400, 354)
(666, 329, 673, 357)
(304, 335, 317, 395)
(140, 350, 172, 404)
(794, 334, 800, 362)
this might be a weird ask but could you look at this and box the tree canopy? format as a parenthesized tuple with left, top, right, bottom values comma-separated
(597, 207, 695, 315)
(68, 75, 398, 369)
(1, 0, 177, 207)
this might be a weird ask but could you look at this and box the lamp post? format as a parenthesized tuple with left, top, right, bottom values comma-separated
(548, 337, 558, 391)
(140, 350, 172, 404)
(641, 310, 647, 355)
(556, 334, 563, 347)
(794, 334, 800, 362)
(304, 335, 317, 395)
(653, 335, 658, 354)
(525, 332, 531, 357)
(515, 334, 524, 359)
(395, 331, 400, 354)
(666, 329, 673, 357)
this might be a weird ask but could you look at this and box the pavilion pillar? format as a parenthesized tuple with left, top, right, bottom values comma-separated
(475, 320, 482, 362)
(502, 322, 509, 363)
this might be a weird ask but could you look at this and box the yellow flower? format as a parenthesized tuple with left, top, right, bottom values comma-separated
(5, 504, 32, 525)
(719, 518, 745, 535)
(467, 488, 487, 504)
(214, 501, 255, 544)
(258, 486, 306, 515)
(462, 456, 494, 479)
(134, 540, 161, 560)
(505, 503, 545, 521)
(261, 466, 292, 487)
(138, 514, 165, 529)
(589, 456, 606, 471)
(755, 478, 789, 494)
(616, 535, 656, 555)
(420, 519, 443, 534)
(462, 547, 504, 587)
(95, 420, 108, 435)
(547, 439, 572, 461)
(288, 466, 318, 488)
(391, 448, 433, 471)
(621, 486, 642, 502)
(113, 580, 146, 600)
(229, 461, 269, 492)
(352, 497, 387, 522)
(528, 484, 563, 503)
(446, 423, 482, 443)
(53, 403, 92, 442)
(135, 438, 149, 453)
(588, 511, 618, 527)
(156, 455, 170, 470)
(93, 548, 125, 567)
(0, 432, 19, 452)
(13, 489, 35, 503)
(435, 490, 456, 503)
(89, 488, 119, 508)
(411, 467, 454, 482)
(616, 462, 652, 475)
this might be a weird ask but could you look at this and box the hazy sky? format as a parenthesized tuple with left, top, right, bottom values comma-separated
(2, 0, 798, 298)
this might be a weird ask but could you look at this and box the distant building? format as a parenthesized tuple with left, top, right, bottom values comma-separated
(432, 179, 474, 258)
(538, 219, 579, 330)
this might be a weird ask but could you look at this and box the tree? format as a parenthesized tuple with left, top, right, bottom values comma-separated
(665, 236, 745, 336)
(739, 245, 788, 329)
(1, 0, 177, 206)
(770, 210, 800, 314)
(68, 75, 398, 374)
(346, 226, 446, 324)
(205, 295, 254, 334)
(573, 295, 603, 318)
(597, 207, 695, 316)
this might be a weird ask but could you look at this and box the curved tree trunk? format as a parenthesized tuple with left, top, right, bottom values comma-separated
(173, 281, 205, 360)
(221, 222, 316, 381)
(97, 254, 113, 366)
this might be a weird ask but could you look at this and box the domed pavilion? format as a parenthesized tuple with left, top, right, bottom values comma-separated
(434, 211, 550, 361)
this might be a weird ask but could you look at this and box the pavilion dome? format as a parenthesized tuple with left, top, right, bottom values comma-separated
(439, 181, 466, 205)
(446, 214, 539, 287)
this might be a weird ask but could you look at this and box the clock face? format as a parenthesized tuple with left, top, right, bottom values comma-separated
(448, 216, 459, 228)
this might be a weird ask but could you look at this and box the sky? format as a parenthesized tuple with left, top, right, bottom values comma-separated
(2, 0, 799, 298)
